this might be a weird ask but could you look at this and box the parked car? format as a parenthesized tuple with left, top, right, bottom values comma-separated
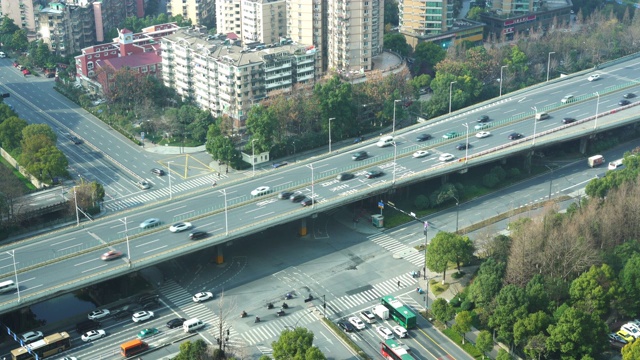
(88, 309, 111, 320)
(617, 329, 634, 343)
(609, 332, 627, 344)
(272, 161, 288, 168)
(139, 218, 160, 229)
(169, 222, 192, 233)
(192, 292, 214, 303)
(81, 329, 106, 342)
(353, 136, 365, 144)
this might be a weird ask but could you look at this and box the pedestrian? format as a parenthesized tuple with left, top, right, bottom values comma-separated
(397, 280, 400, 288)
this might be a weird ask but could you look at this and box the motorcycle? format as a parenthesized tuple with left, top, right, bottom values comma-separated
(304, 294, 314, 303)
(267, 302, 274, 309)
(285, 293, 293, 300)
(255, 316, 261, 323)
(240, 311, 247, 318)
(276, 310, 285, 317)
(282, 302, 289, 309)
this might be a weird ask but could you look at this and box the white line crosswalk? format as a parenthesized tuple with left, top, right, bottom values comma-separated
(327, 273, 418, 314)
(368, 233, 425, 266)
(159, 280, 243, 348)
(104, 174, 226, 211)
(240, 310, 320, 345)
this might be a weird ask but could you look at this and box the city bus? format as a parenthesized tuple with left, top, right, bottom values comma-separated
(381, 295, 417, 329)
(11, 332, 71, 360)
(120, 338, 148, 358)
(381, 339, 415, 360)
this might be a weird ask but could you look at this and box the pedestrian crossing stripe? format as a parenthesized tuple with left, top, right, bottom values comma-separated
(368, 233, 425, 267)
(240, 311, 319, 345)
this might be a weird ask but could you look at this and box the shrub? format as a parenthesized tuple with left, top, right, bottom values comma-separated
(508, 167, 521, 178)
(483, 173, 499, 188)
(460, 300, 474, 311)
(414, 194, 430, 209)
(491, 166, 507, 181)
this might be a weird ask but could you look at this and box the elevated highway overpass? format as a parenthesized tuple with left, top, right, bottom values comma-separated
(0, 53, 640, 314)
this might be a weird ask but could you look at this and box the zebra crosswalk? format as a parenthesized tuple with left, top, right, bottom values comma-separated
(159, 279, 243, 348)
(104, 174, 227, 211)
(327, 273, 418, 314)
(240, 309, 319, 345)
(368, 233, 425, 266)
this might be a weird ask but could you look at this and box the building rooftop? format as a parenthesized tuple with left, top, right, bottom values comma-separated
(98, 51, 162, 70)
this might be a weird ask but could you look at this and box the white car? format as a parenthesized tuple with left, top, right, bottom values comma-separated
(81, 329, 106, 342)
(561, 95, 574, 103)
(392, 325, 407, 338)
(476, 131, 491, 139)
(192, 292, 214, 303)
(439, 153, 455, 162)
(412, 150, 429, 158)
(132, 311, 154, 323)
(474, 123, 490, 130)
(622, 323, 640, 338)
(20, 331, 43, 344)
(137, 180, 150, 190)
(348, 316, 366, 330)
(251, 186, 270, 196)
(587, 74, 600, 81)
(376, 326, 394, 339)
(0, 52, 6, 58)
(88, 309, 110, 320)
(169, 222, 192, 233)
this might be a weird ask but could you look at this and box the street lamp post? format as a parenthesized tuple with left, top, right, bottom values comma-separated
(594, 92, 600, 130)
(500, 65, 508, 97)
(167, 161, 173, 200)
(455, 199, 460, 233)
(545, 165, 554, 200)
(251, 139, 257, 177)
(393, 99, 401, 136)
(546, 52, 555, 82)
(73, 186, 80, 226)
(219, 189, 228, 235)
(463, 123, 469, 163)
(118, 217, 131, 265)
(449, 81, 457, 114)
(307, 164, 315, 209)
(531, 106, 538, 146)
(292, 141, 296, 162)
(6, 250, 20, 302)
(392, 141, 398, 185)
(423, 221, 429, 280)
(328, 117, 335, 153)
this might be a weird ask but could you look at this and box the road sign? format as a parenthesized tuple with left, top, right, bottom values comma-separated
(424, 221, 429, 230)
(141, 131, 145, 139)
(378, 201, 384, 209)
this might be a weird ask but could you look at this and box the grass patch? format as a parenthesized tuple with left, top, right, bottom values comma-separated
(430, 280, 449, 296)
(442, 328, 484, 358)
(322, 318, 371, 359)
(0, 156, 37, 191)
(451, 271, 466, 279)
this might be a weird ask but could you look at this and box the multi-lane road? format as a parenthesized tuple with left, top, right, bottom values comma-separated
(1, 55, 640, 313)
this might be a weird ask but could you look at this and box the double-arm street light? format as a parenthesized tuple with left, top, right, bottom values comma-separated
(6, 250, 19, 302)
(545, 165, 554, 200)
(167, 161, 173, 200)
(328, 117, 335, 153)
(462, 123, 469, 163)
(118, 217, 131, 266)
(392, 99, 401, 135)
(500, 65, 508, 97)
(219, 189, 228, 235)
(546, 52, 555, 82)
(531, 106, 538, 146)
(392, 141, 398, 184)
(307, 163, 315, 209)
(251, 139, 257, 177)
(449, 81, 457, 114)
(594, 92, 600, 130)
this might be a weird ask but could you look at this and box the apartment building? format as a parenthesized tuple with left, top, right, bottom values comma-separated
(480, 0, 571, 40)
(0, 0, 42, 40)
(241, 0, 287, 46)
(326, 0, 384, 72)
(167, 0, 215, 26)
(75, 23, 181, 94)
(287, 0, 326, 78)
(399, 0, 454, 37)
(217, 0, 242, 34)
(161, 27, 316, 128)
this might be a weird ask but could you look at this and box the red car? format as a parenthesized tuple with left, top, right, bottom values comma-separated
(101, 250, 123, 261)
(22, 69, 30, 75)
(12, 62, 18, 67)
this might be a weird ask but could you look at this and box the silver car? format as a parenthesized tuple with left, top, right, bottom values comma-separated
(139, 218, 160, 229)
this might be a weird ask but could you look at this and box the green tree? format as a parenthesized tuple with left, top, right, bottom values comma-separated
(412, 41, 446, 75)
(513, 311, 552, 347)
(467, 257, 505, 306)
(384, 0, 399, 26)
(22, 146, 69, 182)
(431, 298, 455, 327)
(426, 232, 456, 281)
(11, 29, 28, 51)
(453, 311, 473, 344)
(173, 339, 209, 360)
(383, 33, 411, 57)
(619, 254, 640, 317)
(525, 334, 548, 360)
(488, 284, 529, 344)
(414, 194, 430, 210)
(467, 7, 485, 20)
(21, 124, 57, 144)
(622, 339, 640, 359)
(451, 235, 474, 272)
(476, 330, 493, 359)
(245, 105, 279, 152)
(0, 116, 28, 151)
(546, 306, 608, 359)
(0, 16, 20, 35)
(496, 349, 512, 360)
(526, 275, 550, 314)
(271, 327, 326, 360)
(313, 76, 357, 139)
(569, 264, 619, 317)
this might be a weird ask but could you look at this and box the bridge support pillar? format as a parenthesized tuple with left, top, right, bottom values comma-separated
(441, 174, 449, 184)
(216, 246, 224, 264)
(579, 137, 588, 155)
(299, 218, 307, 237)
(524, 151, 532, 174)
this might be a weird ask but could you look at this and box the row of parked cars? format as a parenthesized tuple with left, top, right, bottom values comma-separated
(611, 320, 640, 346)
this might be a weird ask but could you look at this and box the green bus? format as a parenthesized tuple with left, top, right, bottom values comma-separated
(380, 339, 415, 360)
(381, 295, 417, 329)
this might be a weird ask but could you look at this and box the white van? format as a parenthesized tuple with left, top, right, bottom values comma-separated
(0, 280, 16, 294)
(608, 159, 624, 170)
(183, 318, 205, 333)
(376, 136, 394, 147)
(535, 112, 549, 120)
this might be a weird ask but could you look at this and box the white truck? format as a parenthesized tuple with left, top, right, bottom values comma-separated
(588, 155, 605, 168)
(372, 305, 389, 320)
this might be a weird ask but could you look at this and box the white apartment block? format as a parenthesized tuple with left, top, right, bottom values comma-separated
(0, 0, 40, 40)
(216, 0, 242, 35)
(287, 0, 325, 79)
(327, 0, 384, 72)
(167, 0, 215, 26)
(399, 0, 453, 36)
(241, 0, 287, 45)
(161, 28, 316, 127)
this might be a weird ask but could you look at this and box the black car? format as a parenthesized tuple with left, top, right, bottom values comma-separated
(290, 193, 306, 202)
(151, 168, 165, 176)
(45, 72, 55, 78)
(562, 117, 576, 124)
(137, 294, 160, 304)
(619, 99, 631, 106)
(301, 197, 315, 207)
(623, 93, 636, 99)
(477, 115, 490, 123)
(166, 318, 186, 329)
(338, 321, 355, 333)
(352, 151, 368, 161)
(70, 136, 83, 144)
(336, 173, 355, 181)
(365, 170, 383, 179)
(189, 231, 208, 240)
(278, 191, 294, 200)
(508, 133, 523, 140)
(455, 143, 470, 150)
(416, 133, 432, 142)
